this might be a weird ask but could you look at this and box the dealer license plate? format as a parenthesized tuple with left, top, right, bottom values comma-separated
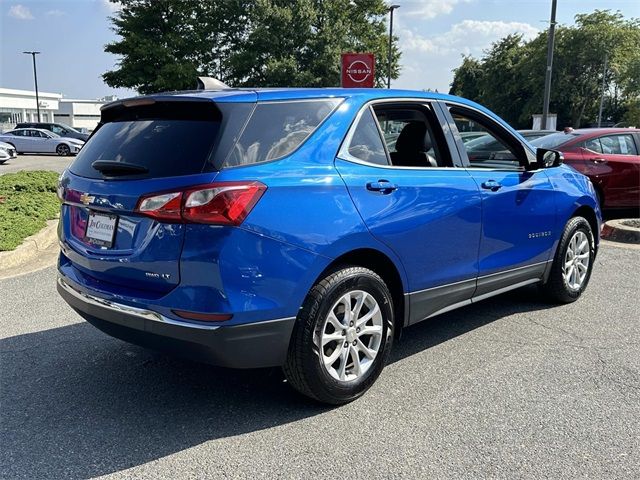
(85, 212, 118, 247)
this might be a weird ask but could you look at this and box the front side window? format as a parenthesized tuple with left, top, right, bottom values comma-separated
(51, 125, 66, 135)
(583, 137, 603, 153)
(448, 106, 523, 170)
(225, 99, 342, 167)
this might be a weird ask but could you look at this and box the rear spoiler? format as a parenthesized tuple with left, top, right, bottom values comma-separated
(91, 77, 231, 136)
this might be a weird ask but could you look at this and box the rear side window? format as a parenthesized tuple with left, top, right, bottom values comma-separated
(69, 101, 253, 179)
(600, 135, 637, 155)
(224, 99, 341, 167)
(346, 108, 388, 165)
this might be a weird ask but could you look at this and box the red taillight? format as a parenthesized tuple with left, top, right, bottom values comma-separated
(135, 181, 266, 226)
(183, 182, 266, 225)
(136, 191, 182, 221)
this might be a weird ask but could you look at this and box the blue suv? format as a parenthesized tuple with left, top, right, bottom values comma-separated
(57, 88, 600, 404)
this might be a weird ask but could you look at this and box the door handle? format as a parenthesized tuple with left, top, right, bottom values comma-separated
(366, 180, 398, 193)
(591, 158, 607, 164)
(481, 180, 502, 191)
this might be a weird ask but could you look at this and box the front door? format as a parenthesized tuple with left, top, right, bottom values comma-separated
(335, 101, 482, 324)
(26, 130, 48, 153)
(445, 103, 556, 297)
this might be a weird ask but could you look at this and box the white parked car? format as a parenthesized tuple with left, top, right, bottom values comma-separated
(0, 128, 84, 156)
(0, 141, 17, 164)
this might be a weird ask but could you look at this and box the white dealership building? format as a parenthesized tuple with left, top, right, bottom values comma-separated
(55, 97, 116, 132)
(0, 87, 115, 132)
(0, 87, 62, 131)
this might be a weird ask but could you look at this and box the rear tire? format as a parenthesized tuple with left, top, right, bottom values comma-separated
(540, 216, 595, 303)
(283, 266, 394, 404)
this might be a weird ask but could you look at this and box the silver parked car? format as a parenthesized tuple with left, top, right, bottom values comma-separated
(0, 141, 17, 164)
(0, 128, 84, 156)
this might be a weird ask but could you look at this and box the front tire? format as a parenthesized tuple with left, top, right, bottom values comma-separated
(541, 216, 595, 303)
(56, 144, 71, 156)
(283, 266, 394, 404)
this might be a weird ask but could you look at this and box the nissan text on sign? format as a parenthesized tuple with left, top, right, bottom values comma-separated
(341, 53, 375, 88)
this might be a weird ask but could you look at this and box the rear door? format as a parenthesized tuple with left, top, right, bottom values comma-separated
(334, 100, 482, 324)
(580, 133, 640, 208)
(444, 103, 556, 296)
(58, 98, 254, 294)
(5, 131, 27, 151)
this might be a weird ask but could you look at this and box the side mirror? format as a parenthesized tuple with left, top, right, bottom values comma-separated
(536, 148, 563, 168)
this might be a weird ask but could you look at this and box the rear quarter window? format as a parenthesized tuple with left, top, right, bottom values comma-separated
(224, 99, 342, 167)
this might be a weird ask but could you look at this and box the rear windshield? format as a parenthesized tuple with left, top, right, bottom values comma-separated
(530, 132, 579, 149)
(224, 99, 342, 167)
(69, 101, 252, 179)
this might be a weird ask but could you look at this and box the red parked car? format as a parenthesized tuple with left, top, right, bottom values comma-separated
(531, 128, 640, 209)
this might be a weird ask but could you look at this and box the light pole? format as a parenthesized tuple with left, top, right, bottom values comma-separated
(23, 51, 41, 122)
(387, 4, 400, 89)
(541, 0, 557, 130)
(597, 53, 608, 127)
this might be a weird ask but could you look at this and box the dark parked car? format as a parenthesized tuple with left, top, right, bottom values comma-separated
(531, 128, 640, 209)
(56, 88, 601, 404)
(16, 122, 90, 142)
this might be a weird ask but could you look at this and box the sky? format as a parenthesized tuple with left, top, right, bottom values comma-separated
(1, 0, 638, 100)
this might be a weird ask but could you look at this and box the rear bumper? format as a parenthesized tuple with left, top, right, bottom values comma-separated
(57, 275, 295, 369)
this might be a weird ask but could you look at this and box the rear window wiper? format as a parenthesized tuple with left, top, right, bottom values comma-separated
(91, 160, 149, 175)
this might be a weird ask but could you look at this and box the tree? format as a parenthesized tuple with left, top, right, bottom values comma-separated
(449, 10, 640, 128)
(450, 56, 483, 101)
(103, 0, 400, 94)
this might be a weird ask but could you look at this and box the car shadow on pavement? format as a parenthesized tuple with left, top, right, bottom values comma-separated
(1, 285, 553, 479)
(389, 285, 553, 364)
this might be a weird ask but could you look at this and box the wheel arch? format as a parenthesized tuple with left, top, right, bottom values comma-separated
(315, 248, 407, 338)
(571, 204, 599, 248)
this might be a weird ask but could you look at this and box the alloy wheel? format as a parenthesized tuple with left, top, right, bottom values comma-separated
(563, 230, 590, 291)
(317, 290, 383, 382)
(57, 144, 70, 156)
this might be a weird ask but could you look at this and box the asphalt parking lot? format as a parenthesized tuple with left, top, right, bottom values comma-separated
(1, 243, 639, 479)
(0, 154, 73, 175)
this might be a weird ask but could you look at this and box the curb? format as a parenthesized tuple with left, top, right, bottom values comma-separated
(601, 219, 640, 244)
(0, 219, 59, 271)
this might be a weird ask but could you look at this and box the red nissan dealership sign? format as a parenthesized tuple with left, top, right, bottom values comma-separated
(341, 53, 375, 88)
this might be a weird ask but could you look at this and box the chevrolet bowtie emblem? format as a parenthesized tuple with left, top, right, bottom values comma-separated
(79, 193, 95, 205)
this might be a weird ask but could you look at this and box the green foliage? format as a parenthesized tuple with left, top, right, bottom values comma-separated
(0, 171, 60, 251)
(450, 10, 640, 128)
(103, 0, 400, 93)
